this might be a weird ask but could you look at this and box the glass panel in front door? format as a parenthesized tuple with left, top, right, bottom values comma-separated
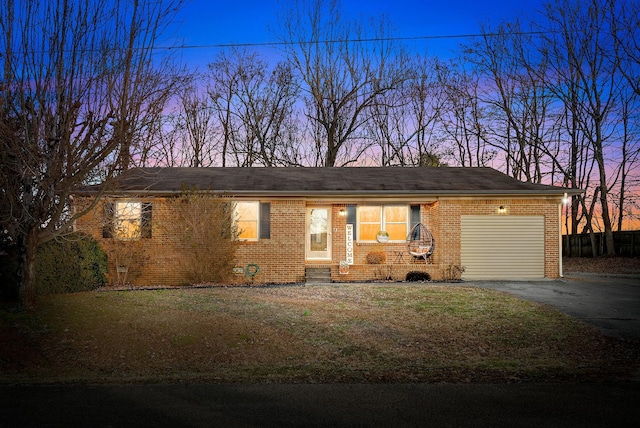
(307, 208, 331, 259)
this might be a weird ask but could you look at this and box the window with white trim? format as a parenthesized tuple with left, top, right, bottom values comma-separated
(103, 200, 152, 240)
(236, 201, 259, 240)
(116, 201, 141, 240)
(357, 205, 408, 242)
(235, 201, 271, 241)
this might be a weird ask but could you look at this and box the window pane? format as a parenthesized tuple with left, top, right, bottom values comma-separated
(237, 221, 257, 239)
(236, 202, 258, 221)
(358, 206, 381, 241)
(236, 202, 259, 240)
(310, 232, 327, 251)
(359, 206, 381, 223)
(116, 201, 141, 239)
(309, 208, 328, 251)
(384, 206, 407, 223)
(360, 224, 379, 241)
(386, 223, 407, 241)
(385, 206, 407, 240)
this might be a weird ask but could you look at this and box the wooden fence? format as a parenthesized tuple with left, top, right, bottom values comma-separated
(562, 230, 640, 257)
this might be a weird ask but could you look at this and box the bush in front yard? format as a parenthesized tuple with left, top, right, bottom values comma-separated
(36, 232, 107, 294)
(165, 188, 240, 284)
(406, 271, 431, 282)
(366, 251, 386, 264)
(441, 264, 465, 281)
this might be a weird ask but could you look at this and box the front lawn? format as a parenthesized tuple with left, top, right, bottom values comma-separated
(1, 284, 637, 383)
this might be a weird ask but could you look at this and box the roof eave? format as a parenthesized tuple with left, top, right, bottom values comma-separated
(74, 188, 582, 198)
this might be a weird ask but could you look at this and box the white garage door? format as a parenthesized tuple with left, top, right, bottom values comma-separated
(461, 216, 545, 280)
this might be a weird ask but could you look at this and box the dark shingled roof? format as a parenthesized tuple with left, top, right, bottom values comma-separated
(82, 167, 578, 197)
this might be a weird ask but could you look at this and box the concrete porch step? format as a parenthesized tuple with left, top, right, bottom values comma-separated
(305, 267, 332, 283)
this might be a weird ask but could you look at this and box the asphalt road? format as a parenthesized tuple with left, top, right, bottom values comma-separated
(0, 382, 639, 427)
(2, 274, 639, 427)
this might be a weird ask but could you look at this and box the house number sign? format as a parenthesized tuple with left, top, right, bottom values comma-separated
(345, 224, 354, 265)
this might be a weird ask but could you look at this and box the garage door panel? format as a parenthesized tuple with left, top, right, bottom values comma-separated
(461, 216, 544, 280)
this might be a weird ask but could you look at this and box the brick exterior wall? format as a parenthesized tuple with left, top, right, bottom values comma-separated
(75, 195, 562, 286)
(233, 200, 306, 284)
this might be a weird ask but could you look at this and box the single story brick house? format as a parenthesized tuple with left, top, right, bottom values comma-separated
(74, 167, 580, 285)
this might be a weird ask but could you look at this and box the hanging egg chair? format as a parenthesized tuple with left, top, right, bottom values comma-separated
(407, 223, 435, 263)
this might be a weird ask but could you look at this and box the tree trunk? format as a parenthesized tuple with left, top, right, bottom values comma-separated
(600, 193, 616, 255)
(595, 145, 616, 255)
(17, 228, 38, 311)
(588, 231, 598, 258)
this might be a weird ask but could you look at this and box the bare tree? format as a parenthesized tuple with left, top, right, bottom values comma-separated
(274, 0, 409, 166)
(232, 55, 299, 166)
(447, 0, 639, 245)
(614, 0, 640, 95)
(438, 63, 496, 167)
(137, 112, 183, 167)
(368, 55, 447, 166)
(612, 95, 640, 231)
(542, 0, 626, 255)
(206, 50, 300, 167)
(207, 54, 239, 167)
(462, 22, 558, 183)
(610, 0, 640, 231)
(176, 81, 218, 167)
(0, 0, 184, 309)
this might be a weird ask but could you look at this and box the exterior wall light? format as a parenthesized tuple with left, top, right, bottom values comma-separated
(339, 208, 347, 217)
(498, 205, 506, 214)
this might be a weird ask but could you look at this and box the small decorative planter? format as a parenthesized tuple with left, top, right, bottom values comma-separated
(339, 261, 349, 274)
(376, 231, 389, 243)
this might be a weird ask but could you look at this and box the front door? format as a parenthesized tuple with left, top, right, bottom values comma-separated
(306, 207, 331, 260)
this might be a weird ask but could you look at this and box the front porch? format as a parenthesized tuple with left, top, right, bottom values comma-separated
(305, 257, 440, 283)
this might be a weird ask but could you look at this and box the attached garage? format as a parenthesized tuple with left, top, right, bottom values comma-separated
(461, 215, 545, 280)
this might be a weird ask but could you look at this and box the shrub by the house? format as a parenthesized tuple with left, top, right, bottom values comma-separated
(165, 188, 240, 284)
(36, 232, 107, 294)
(406, 271, 431, 282)
(366, 251, 386, 264)
(441, 264, 466, 281)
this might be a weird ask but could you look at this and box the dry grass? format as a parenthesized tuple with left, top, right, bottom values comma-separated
(563, 256, 640, 274)
(1, 284, 638, 384)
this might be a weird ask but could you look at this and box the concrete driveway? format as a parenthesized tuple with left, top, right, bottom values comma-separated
(461, 273, 640, 342)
